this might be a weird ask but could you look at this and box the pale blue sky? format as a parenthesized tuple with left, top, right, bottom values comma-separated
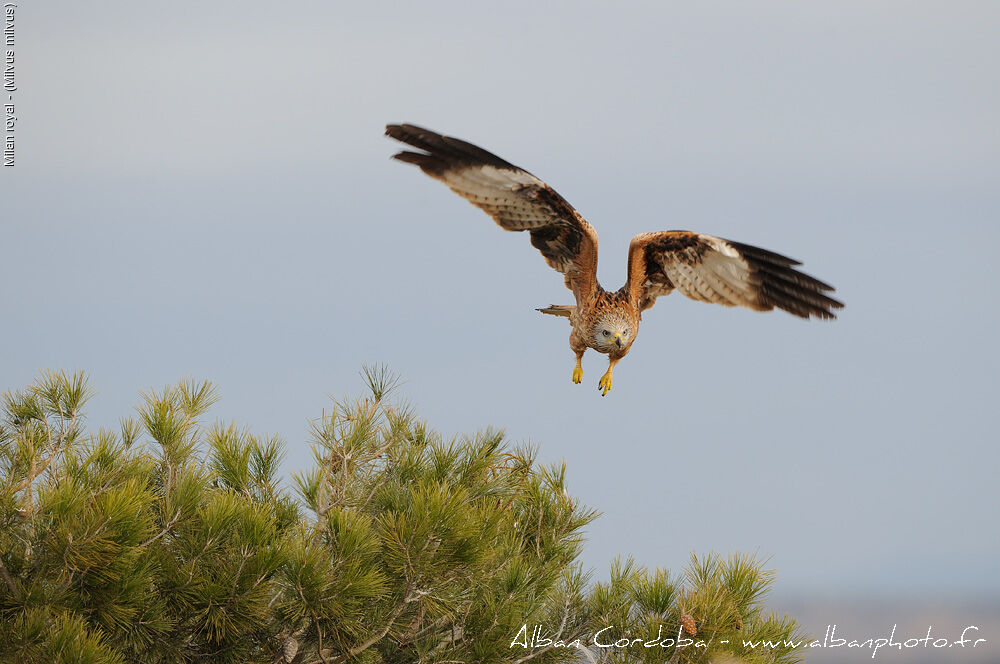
(3, 2, 998, 600)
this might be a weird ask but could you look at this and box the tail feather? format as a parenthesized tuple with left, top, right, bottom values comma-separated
(536, 304, 575, 318)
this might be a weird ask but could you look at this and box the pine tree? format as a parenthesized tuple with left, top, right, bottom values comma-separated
(0, 369, 805, 664)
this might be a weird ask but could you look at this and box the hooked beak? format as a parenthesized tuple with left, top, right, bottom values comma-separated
(613, 333, 623, 349)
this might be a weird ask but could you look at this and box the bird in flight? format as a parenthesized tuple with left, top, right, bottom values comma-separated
(386, 124, 843, 395)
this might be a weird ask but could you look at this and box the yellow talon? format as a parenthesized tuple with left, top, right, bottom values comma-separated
(573, 355, 583, 385)
(598, 369, 613, 396)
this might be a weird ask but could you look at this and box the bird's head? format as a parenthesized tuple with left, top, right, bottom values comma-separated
(592, 314, 633, 352)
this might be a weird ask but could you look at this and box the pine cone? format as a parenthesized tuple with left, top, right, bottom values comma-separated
(281, 636, 298, 663)
(681, 614, 697, 636)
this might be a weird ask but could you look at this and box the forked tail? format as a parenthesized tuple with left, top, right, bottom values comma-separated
(536, 304, 576, 318)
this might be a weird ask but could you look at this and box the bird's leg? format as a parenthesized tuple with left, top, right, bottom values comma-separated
(571, 351, 584, 384)
(598, 357, 619, 396)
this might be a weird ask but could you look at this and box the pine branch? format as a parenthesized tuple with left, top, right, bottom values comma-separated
(139, 508, 182, 548)
(0, 372, 803, 664)
(10, 405, 79, 506)
(304, 586, 419, 664)
(0, 556, 16, 597)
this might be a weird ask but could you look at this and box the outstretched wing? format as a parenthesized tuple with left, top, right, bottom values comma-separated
(626, 231, 843, 319)
(386, 124, 599, 302)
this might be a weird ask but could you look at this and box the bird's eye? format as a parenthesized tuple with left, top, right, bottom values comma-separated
(602, 330, 610, 337)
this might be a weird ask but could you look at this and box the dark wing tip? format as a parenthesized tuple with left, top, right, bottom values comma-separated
(754, 264, 845, 320)
(385, 123, 427, 140)
(722, 238, 843, 320)
(385, 123, 518, 171)
(391, 150, 451, 176)
(726, 239, 803, 267)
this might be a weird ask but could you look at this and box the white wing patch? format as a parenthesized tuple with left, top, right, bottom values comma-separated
(439, 166, 556, 231)
(655, 235, 764, 309)
(703, 235, 742, 259)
